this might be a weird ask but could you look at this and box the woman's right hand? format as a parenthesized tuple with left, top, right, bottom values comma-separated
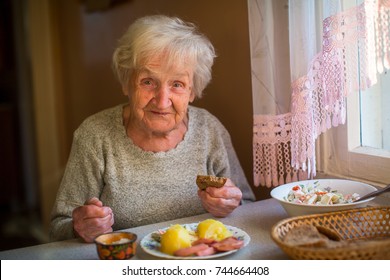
(72, 197, 114, 243)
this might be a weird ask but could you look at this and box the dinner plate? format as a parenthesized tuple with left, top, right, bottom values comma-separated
(140, 223, 250, 259)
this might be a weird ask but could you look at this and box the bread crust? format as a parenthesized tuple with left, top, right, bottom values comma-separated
(283, 224, 329, 247)
(283, 224, 347, 248)
(196, 175, 227, 190)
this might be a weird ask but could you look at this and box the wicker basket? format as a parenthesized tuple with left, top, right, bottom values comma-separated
(271, 206, 390, 259)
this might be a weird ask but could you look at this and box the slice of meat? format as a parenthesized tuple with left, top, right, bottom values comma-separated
(173, 243, 210, 257)
(195, 246, 217, 256)
(212, 237, 244, 251)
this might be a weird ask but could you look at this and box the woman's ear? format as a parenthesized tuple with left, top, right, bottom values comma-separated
(189, 91, 196, 102)
(122, 84, 130, 96)
(123, 74, 135, 97)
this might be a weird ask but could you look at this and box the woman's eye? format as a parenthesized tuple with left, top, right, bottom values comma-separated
(172, 82, 184, 88)
(140, 78, 155, 88)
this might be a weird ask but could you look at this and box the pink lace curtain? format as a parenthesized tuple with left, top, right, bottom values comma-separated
(249, 0, 390, 188)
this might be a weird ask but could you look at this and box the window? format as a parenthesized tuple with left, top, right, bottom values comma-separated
(360, 71, 390, 151)
(318, 66, 390, 187)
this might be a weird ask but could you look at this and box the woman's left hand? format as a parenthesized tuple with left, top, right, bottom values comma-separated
(197, 178, 242, 217)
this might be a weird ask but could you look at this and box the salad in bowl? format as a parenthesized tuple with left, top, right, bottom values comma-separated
(285, 181, 360, 205)
(271, 179, 377, 216)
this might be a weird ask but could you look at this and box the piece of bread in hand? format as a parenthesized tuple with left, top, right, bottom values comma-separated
(196, 175, 227, 190)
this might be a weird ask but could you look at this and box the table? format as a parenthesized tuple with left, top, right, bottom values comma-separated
(1, 196, 389, 260)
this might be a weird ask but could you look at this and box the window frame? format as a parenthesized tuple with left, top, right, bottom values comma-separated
(317, 88, 390, 188)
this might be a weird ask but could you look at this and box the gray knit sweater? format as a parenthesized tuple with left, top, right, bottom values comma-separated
(49, 104, 255, 241)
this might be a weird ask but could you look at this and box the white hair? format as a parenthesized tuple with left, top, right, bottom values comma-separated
(112, 15, 216, 98)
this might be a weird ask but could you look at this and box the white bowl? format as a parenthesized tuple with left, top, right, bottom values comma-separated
(270, 179, 377, 217)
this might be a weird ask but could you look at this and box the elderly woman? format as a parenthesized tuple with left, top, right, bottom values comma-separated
(50, 15, 255, 242)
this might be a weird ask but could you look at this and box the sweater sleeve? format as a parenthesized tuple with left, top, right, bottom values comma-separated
(223, 134, 256, 203)
(49, 125, 105, 241)
(203, 111, 256, 203)
(220, 128, 256, 203)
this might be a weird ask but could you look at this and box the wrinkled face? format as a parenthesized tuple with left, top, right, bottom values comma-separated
(124, 55, 195, 135)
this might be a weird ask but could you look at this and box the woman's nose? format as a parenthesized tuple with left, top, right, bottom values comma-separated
(154, 86, 172, 108)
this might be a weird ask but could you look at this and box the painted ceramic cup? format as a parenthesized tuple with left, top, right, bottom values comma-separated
(94, 232, 137, 260)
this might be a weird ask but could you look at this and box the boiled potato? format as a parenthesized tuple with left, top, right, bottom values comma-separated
(160, 224, 193, 255)
(197, 219, 232, 241)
